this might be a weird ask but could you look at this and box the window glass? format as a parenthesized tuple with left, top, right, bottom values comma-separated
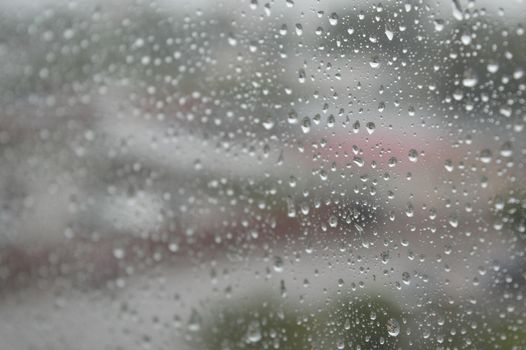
(0, 0, 525, 349)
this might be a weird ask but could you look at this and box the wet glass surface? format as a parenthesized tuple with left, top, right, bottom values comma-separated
(0, 0, 525, 348)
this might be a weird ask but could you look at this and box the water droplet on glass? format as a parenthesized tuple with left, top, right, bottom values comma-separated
(329, 215, 338, 228)
(500, 141, 513, 157)
(288, 109, 298, 124)
(385, 23, 394, 40)
(301, 117, 311, 134)
(246, 321, 262, 343)
(353, 156, 364, 167)
(188, 309, 202, 332)
(386, 318, 400, 337)
(444, 159, 454, 172)
(369, 56, 381, 68)
(434, 19, 445, 32)
(462, 72, 478, 87)
(227, 33, 237, 46)
(113, 248, 125, 260)
(448, 214, 459, 228)
(487, 62, 499, 73)
(298, 68, 306, 83)
(329, 12, 339, 26)
(408, 149, 418, 162)
(273, 256, 284, 272)
(402, 271, 411, 285)
(452, 0, 464, 20)
(295, 23, 303, 36)
(344, 318, 351, 330)
(366, 122, 376, 134)
(461, 32, 472, 45)
(480, 149, 492, 163)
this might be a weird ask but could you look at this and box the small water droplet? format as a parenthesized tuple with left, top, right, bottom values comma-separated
(385, 23, 394, 40)
(329, 12, 339, 26)
(408, 149, 418, 162)
(479, 149, 492, 163)
(500, 141, 513, 157)
(462, 72, 478, 87)
(113, 248, 125, 260)
(227, 33, 237, 46)
(434, 19, 445, 32)
(444, 159, 454, 172)
(487, 62, 499, 73)
(402, 271, 411, 285)
(298, 68, 306, 83)
(295, 23, 303, 36)
(369, 56, 381, 68)
(452, 0, 464, 20)
(188, 309, 202, 332)
(366, 121, 376, 134)
(273, 256, 284, 272)
(329, 215, 338, 228)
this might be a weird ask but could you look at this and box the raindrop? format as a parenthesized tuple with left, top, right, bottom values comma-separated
(434, 19, 445, 32)
(448, 214, 459, 228)
(295, 23, 303, 36)
(452, 0, 464, 20)
(353, 120, 360, 133)
(329, 12, 339, 26)
(444, 159, 454, 172)
(273, 256, 284, 272)
(388, 157, 398, 167)
(366, 122, 376, 134)
(298, 68, 306, 83)
(301, 117, 311, 134)
(353, 156, 364, 167)
(385, 23, 394, 40)
(288, 109, 298, 124)
(500, 141, 513, 157)
(408, 149, 418, 162)
(369, 56, 381, 68)
(246, 321, 262, 343)
(480, 149, 492, 163)
(262, 116, 275, 130)
(188, 309, 202, 332)
(329, 215, 338, 228)
(402, 271, 411, 285)
(386, 318, 400, 337)
(461, 32, 472, 45)
(462, 72, 478, 87)
(487, 62, 499, 73)
(227, 33, 237, 46)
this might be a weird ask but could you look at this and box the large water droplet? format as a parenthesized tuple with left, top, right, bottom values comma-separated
(386, 318, 400, 337)
(329, 12, 339, 26)
(246, 321, 262, 343)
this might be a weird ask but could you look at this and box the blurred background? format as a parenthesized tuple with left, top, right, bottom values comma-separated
(0, 0, 525, 348)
